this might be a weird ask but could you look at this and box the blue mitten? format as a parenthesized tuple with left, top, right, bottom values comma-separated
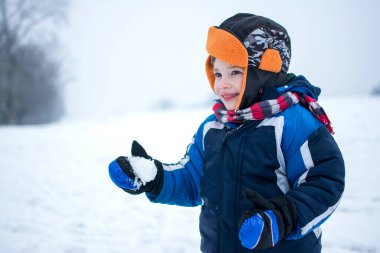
(109, 158, 139, 190)
(238, 189, 297, 250)
(108, 141, 163, 195)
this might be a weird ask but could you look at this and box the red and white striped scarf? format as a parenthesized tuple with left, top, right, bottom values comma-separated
(213, 91, 334, 134)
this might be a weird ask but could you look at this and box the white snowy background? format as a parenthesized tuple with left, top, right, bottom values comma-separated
(62, 0, 380, 120)
(1, 97, 379, 253)
(1, 0, 380, 253)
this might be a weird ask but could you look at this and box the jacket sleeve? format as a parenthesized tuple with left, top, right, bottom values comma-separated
(146, 116, 212, 207)
(281, 105, 345, 239)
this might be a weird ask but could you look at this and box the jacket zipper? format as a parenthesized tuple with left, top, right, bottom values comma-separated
(217, 124, 242, 252)
(218, 121, 258, 252)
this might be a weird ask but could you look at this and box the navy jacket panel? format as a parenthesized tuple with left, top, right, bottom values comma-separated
(147, 105, 344, 253)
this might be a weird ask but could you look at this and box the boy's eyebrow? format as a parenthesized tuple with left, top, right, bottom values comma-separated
(213, 66, 244, 71)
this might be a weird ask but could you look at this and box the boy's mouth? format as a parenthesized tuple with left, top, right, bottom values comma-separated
(222, 93, 239, 102)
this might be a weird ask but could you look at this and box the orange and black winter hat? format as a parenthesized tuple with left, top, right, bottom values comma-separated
(206, 13, 291, 110)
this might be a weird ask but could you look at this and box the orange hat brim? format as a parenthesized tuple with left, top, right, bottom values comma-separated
(205, 27, 248, 111)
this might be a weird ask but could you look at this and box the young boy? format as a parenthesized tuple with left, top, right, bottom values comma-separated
(108, 13, 345, 253)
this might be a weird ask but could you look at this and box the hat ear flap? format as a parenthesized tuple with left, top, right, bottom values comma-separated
(205, 55, 215, 90)
(258, 48, 282, 73)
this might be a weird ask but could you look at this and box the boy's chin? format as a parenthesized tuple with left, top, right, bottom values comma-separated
(224, 103, 237, 111)
(219, 97, 238, 110)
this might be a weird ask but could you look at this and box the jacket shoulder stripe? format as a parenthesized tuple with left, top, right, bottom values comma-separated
(296, 140, 314, 186)
(258, 116, 290, 193)
(202, 121, 224, 151)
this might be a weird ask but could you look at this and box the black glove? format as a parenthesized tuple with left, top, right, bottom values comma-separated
(108, 141, 164, 195)
(238, 188, 297, 250)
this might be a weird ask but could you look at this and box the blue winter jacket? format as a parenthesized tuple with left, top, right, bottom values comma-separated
(147, 101, 345, 253)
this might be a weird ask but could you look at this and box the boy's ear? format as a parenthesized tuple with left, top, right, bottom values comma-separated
(258, 48, 282, 73)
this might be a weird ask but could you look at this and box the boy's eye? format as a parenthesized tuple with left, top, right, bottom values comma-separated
(214, 72, 222, 78)
(231, 70, 243, 75)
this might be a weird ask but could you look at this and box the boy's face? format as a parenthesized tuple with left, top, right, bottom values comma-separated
(213, 58, 244, 110)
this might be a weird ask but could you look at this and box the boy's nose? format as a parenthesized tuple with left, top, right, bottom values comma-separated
(219, 78, 231, 89)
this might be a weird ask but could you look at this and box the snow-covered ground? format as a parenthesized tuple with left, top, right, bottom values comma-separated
(0, 96, 379, 253)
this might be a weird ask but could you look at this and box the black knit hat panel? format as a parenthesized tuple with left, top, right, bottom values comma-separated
(218, 13, 291, 61)
(219, 13, 256, 30)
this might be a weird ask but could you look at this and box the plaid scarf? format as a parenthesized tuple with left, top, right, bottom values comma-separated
(213, 91, 334, 134)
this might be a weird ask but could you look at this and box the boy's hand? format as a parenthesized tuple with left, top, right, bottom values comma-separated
(238, 189, 297, 250)
(239, 209, 280, 250)
(108, 157, 140, 191)
(108, 141, 163, 195)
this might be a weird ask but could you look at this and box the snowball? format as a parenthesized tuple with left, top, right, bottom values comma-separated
(128, 156, 157, 185)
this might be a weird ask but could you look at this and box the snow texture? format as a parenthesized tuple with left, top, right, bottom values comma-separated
(0, 96, 380, 253)
(128, 156, 157, 185)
